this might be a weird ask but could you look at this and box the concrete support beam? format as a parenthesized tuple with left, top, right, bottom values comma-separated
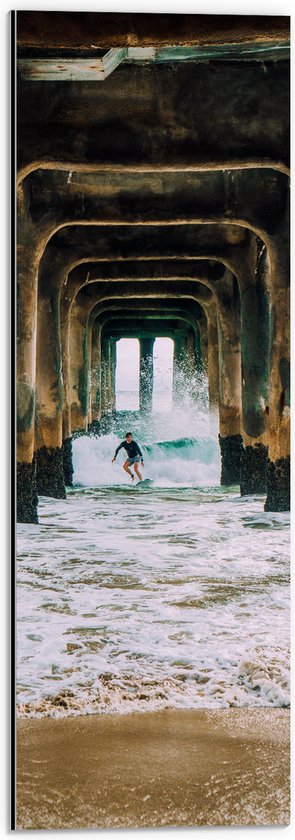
(101, 338, 111, 416)
(217, 283, 243, 486)
(17, 32, 289, 174)
(90, 319, 102, 428)
(110, 340, 117, 413)
(21, 166, 289, 241)
(205, 307, 219, 413)
(15, 12, 290, 523)
(69, 300, 89, 434)
(240, 251, 270, 496)
(183, 327, 203, 403)
(89, 311, 204, 429)
(16, 208, 42, 523)
(173, 335, 187, 405)
(61, 308, 71, 444)
(35, 292, 66, 499)
(265, 228, 290, 511)
(194, 325, 203, 373)
(64, 286, 211, 421)
(186, 327, 200, 373)
(17, 12, 290, 52)
(62, 437, 74, 487)
(139, 337, 155, 414)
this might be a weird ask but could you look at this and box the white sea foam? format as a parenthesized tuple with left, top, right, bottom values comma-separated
(17, 476, 290, 718)
(16, 387, 289, 719)
(237, 654, 290, 706)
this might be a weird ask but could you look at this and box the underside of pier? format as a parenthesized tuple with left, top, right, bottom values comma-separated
(16, 11, 290, 522)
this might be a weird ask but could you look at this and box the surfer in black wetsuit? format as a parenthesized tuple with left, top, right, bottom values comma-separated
(112, 432, 144, 481)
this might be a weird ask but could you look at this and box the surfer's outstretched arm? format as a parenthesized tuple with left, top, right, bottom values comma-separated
(112, 442, 124, 463)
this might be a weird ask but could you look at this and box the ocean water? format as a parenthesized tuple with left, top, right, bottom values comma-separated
(16, 407, 290, 718)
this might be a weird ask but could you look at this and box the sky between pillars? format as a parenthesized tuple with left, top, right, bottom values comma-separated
(115, 337, 173, 410)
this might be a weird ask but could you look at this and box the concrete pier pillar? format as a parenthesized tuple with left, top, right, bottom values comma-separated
(61, 308, 71, 444)
(89, 319, 102, 430)
(105, 339, 113, 412)
(240, 270, 270, 496)
(198, 319, 208, 371)
(217, 301, 243, 486)
(100, 338, 109, 415)
(172, 335, 186, 404)
(35, 291, 66, 499)
(186, 328, 197, 372)
(194, 325, 203, 372)
(99, 338, 115, 432)
(17, 458, 38, 525)
(206, 307, 219, 412)
(60, 277, 87, 441)
(69, 301, 89, 433)
(264, 238, 290, 511)
(185, 326, 203, 401)
(62, 437, 74, 487)
(17, 211, 41, 523)
(139, 337, 155, 413)
(60, 300, 74, 487)
(109, 339, 117, 412)
(85, 322, 92, 427)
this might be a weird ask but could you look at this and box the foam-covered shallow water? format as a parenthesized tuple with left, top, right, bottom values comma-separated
(17, 433, 290, 718)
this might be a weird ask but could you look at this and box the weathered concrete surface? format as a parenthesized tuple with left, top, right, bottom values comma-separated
(16, 13, 290, 519)
(35, 291, 66, 499)
(191, 326, 202, 372)
(216, 276, 242, 480)
(24, 168, 289, 238)
(40, 226, 254, 293)
(17, 459, 38, 524)
(17, 200, 47, 522)
(204, 306, 219, 411)
(17, 12, 290, 50)
(36, 447, 66, 499)
(17, 57, 289, 172)
(265, 225, 290, 511)
(265, 456, 290, 512)
(139, 337, 155, 413)
(36, 293, 64, 440)
(75, 296, 207, 424)
(219, 434, 244, 486)
(238, 241, 271, 496)
(62, 437, 74, 487)
(69, 299, 89, 434)
(89, 319, 102, 425)
(101, 339, 116, 415)
(100, 339, 111, 416)
(240, 444, 268, 496)
(240, 261, 270, 441)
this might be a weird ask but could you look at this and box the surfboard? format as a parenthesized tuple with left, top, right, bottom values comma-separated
(136, 478, 154, 488)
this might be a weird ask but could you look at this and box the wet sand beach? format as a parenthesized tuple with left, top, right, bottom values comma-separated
(16, 707, 290, 829)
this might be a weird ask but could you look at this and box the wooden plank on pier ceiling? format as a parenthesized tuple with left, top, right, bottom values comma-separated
(18, 47, 127, 81)
(18, 40, 290, 81)
(127, 42, 290, 61)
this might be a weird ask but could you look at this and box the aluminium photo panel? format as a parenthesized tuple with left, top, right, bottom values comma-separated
(14, 7, 290, 830)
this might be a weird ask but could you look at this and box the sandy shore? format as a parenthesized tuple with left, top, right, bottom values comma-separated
(16, 707, 290, 829)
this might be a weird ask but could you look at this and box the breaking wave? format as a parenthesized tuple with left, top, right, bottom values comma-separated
(73, 432, 221, 487)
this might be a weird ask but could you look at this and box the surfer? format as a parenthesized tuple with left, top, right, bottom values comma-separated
(112, 432, 144, 481)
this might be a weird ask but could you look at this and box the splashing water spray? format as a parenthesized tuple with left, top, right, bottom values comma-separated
(74, 353, 221, 487)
